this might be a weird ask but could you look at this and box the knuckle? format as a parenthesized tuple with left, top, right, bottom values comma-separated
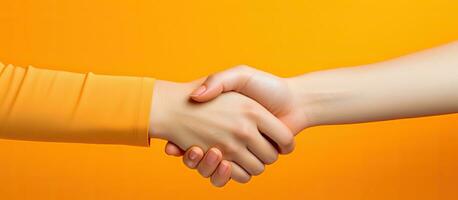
(182, 158, 196, 169)
(221, 142, 240, 155)
(204, 75, 214, 83)
(206, 73, 216, 80)
(279, 134, 295, 154)
(197, 169, 211, 178)
(241, 104, 261, 119)
(264, 153, 279, 165)
(205, 73, 220, 84)
(234, 174, 251, 184)
(211, 179, 225, 188)
(243, 107, 259, 119)
(233, 123, 254, 141)
(230, 164, 252, 183)
(251, 164, 265, 176)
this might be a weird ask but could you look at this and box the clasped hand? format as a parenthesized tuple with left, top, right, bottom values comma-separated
(149, 66, 303, 187)
(148, 45, 458, 187)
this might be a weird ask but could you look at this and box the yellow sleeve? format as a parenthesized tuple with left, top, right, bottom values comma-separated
(0, 62, 154, 146)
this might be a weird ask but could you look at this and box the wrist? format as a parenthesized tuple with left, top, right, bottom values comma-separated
(148, 79, 205, 140)
(287, 68, 362, 127)
(149, 80, 190, 140)
(285, 71, 344, 127)
(149, 80, 172, 140)
(285, 75, 319, 129)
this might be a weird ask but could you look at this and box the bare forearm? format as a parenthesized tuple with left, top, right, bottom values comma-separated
(289, 41, 458, 127)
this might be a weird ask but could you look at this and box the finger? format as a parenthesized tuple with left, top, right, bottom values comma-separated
(230, 162, 251, 183)
(165, 141, 185, 156)
(247, 131, 279, 165)
(234, 149, 265, 176)
(255, 107, 295, 154)
(190, 65, 253, 102)
(182, 146, 204, 169)
(197, 148, 223, 177)
(210, 160, 232, 187)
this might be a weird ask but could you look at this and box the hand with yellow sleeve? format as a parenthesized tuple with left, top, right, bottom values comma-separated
(0, 62, 295, 187)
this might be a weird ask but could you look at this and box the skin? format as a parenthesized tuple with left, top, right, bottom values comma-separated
(149, 79, 295, 184)
(166, 41, 458, 186)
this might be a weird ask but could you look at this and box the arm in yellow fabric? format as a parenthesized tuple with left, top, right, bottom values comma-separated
(0, 63, 154, 146)
(0, 62, 296, 184)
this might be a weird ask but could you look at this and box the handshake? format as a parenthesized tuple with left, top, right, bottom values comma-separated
(149, 65, 308, 187)
(0, 42, 455, 187)
(148, 42, 458, 187)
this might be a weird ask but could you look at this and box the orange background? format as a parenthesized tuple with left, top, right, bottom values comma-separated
(1, 0, 458, 199)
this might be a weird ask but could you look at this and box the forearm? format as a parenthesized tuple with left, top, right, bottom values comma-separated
(289, 41, 458, 126)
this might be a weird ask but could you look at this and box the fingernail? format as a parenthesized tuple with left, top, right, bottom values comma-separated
(190, 85, 206, 97)
(189, 149, 198, 160)
(218, 163, 229, 176)
(206, 149, 218, 164)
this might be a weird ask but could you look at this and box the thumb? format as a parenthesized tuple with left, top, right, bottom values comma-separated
(190, 66, 253, 102)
